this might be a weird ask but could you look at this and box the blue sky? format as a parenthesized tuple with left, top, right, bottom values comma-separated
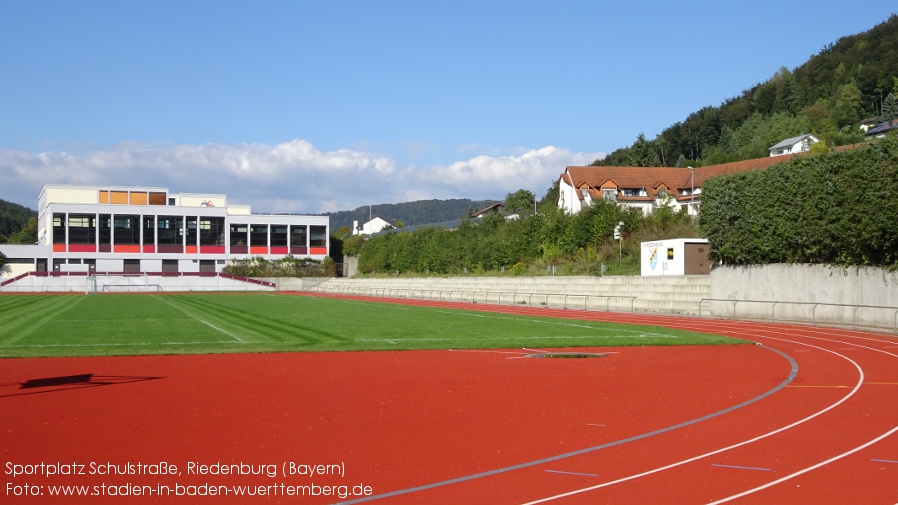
(1, 1, 895, 213)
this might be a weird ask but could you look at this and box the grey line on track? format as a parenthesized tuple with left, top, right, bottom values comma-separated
(335, 344, 798, 505)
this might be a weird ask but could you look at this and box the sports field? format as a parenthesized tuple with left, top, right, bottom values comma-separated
(3, 292, 898, 503)
(0, 293, 741, 357)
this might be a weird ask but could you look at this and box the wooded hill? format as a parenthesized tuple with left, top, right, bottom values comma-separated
(0, 199, 37, 242)
(596, 14, 898, 168)
(322, 199, 501, 232)
(0, 195, 499, 242)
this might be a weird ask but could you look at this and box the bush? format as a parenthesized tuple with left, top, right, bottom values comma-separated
(222, 256, 334, 277)
(355, 200, 700, 277)
(700, 136, 898, 267)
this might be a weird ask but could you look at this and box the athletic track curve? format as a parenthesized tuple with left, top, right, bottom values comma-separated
(1, 292, 896, 504)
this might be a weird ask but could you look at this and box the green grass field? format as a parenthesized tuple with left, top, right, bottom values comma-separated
(0, 293, 744, 358)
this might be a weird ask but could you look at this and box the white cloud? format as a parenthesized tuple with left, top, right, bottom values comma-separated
(416, 146, 605, 200)
(0, 140, 604, 214)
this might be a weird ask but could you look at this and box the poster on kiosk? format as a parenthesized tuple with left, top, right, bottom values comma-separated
(641, 239, 710, 276)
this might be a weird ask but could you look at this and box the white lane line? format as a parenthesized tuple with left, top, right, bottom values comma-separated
(708, 425, 898, 504)
(520, 338, 863, 505)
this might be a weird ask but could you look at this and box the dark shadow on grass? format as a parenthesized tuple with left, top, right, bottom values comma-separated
(1, 374, 164, 399)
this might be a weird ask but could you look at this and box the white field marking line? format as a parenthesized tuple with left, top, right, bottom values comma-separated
(447, 349, 529, 355)
(199, 321, 245, 343)
(52, 318, 194, 322)
(433, 310, 677, 339)
(520, 338, 863, 505)
(506, 347, 552, 360)
(153, 296, 246, 343)
(10, 341, 237, 348)
(355, 335, 670, 343)
(521, 347, 620, 355)
(323, 298, 415, 310)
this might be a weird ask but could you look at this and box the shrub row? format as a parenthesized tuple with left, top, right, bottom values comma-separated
(355, 199, 697, 276)
(699, 135, 898, 266)
(222, 256, 336, 277)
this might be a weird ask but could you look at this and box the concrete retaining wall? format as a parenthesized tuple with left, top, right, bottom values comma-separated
(258, 277, 331, 291)
(709, 264, 898, 332)
(305, 275, 711, 314)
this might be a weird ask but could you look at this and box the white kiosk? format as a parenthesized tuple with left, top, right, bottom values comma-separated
(641, 238, 710, 276)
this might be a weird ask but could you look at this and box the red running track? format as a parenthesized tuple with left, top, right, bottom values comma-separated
(1, 292, 897, 504)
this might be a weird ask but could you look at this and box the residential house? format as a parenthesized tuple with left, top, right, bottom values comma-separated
(865, 119, 898, 139)
(558, 154, 800, 216)
(860, 116, 883, 132)
(353, 216, 396, 236)
(768, 134, 819, 156)
(470, 202, 505, 218)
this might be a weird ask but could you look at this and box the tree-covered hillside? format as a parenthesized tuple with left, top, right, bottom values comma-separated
(597, 14, 898, 168)
(323, 199, 501, 232)
(0, 199, 37, 242)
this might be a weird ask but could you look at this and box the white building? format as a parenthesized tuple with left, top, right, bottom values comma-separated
(768, 134, 819, 157)
(353, 217, 395, 236)
(557, 153, 803, 217)
(0, 184, 329, 280)
(641, 238, 710, 276)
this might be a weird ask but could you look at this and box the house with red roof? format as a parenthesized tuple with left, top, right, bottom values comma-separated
(557, 154, 799, 216)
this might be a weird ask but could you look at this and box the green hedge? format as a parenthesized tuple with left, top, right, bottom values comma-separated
(355, 200, 696, 276)
(222, 256, 336, 277)
(699, 136, 898, 266)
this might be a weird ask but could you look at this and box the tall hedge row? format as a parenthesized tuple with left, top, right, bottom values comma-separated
(699, 136, 898, 266)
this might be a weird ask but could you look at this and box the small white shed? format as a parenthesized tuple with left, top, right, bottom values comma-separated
(641, 238, 710, 276)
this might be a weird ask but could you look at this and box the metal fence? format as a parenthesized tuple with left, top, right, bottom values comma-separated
(699, 298, 898, 334)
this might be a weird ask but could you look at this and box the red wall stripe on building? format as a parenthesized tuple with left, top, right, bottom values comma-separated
(68, 244, 97, 253)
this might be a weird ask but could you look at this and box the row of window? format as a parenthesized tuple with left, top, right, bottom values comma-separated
(98, 190, 168, 206)
(52, 213, 326, 249)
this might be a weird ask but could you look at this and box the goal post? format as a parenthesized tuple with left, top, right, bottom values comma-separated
(85, 276, 98, 295)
